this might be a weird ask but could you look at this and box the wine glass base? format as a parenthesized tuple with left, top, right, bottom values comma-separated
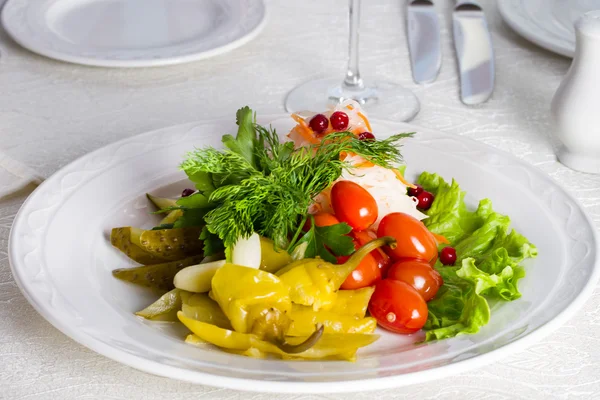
(285, 77, 420, 122)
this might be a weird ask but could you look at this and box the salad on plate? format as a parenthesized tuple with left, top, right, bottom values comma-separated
(110, 102, 537, 361)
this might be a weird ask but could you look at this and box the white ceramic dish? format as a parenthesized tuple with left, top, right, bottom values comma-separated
(498, 0, 600, 58)
(9, 116, 599, 393)
(1, 0, 266, 67)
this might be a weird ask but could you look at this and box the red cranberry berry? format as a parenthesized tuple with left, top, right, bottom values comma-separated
(407, 184, 424, 197)
(309, 114, 329, 134)
(330, 111, 349, 131)
(357, 131, 375, 141)
(416, 191, 434, 210)
(181, 188, 196, 197)
(439, 247, 457, 266)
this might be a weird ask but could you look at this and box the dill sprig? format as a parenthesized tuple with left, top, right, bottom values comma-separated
(180, 108, 413, 250)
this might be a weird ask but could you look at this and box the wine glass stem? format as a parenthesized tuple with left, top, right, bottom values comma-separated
(344, 0, 364, 91)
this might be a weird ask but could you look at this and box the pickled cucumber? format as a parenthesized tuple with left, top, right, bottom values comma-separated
(112, 255, 204, 291)
(110, 227, 167, 265)
(138, 227, 203, 260)
(135, 288, 183, 321)
(159, 209, 183, 226)
(146, 193, 177, 210)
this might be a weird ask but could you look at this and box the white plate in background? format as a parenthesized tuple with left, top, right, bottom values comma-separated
(8, 116, 599, 393)
(498, 0, 600, 58)
(1, 0, 266, 67)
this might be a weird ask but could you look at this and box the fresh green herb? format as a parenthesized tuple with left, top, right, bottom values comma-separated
(292, 216, 355, 263)
(179, 106, 412, 253)
(199, 226, 225, 257)
(176, 193, 212, 209)
(221, 106, 259, 170)
(173, 209, 208, 229)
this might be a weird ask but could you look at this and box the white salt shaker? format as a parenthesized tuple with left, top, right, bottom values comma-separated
(551, 11, 600, 174)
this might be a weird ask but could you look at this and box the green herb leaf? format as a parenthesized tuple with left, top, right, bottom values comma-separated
(294, 219, 355, 263)
(176, 193, 211, 209)
(173, 209, 208, 229)
(221, 106, 258, 170)
(187, 170, 216, 195)
(200, 226, 225, 257)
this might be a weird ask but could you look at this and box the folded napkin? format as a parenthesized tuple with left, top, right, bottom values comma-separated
(0, 150, 44, 199)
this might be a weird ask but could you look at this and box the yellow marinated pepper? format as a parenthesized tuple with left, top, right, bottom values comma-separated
(180, 292, 232, 329)
(210, 263, 292, 342)
(259, 236, 292, 273)
(179, 312, 378, 361)
(135, 288, 183, 321)
(286, 304, 377, 336)
(276, 237, 395, 311)
(330, 287, 375, 319)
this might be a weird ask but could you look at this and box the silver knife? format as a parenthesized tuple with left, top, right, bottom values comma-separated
(452, 0, 494, 105)
(407, 0, 441, 84)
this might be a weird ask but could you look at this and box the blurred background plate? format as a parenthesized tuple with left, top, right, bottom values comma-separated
(1, 0, 266, 67)
(498, 0, 600, 58)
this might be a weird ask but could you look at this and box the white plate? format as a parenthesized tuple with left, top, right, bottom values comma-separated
(1, 0, 266, 67)
(498, 0, 600, 58)
(9, 116, 599, 393)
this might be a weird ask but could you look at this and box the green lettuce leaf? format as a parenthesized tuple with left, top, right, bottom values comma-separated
(424, 263, 490, 341)
(418, 172, 537, 340)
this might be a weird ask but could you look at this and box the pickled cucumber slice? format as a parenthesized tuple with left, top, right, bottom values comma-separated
(159, 209, 183, 226)
(112, 255, 204, 291)
(138, 227, 203, 260)
(110, 227, 167, 265)
(135, 288, 184, 321)
(146, 193, 177, 210)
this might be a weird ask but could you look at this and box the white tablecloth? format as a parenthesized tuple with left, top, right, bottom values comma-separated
(1, 0, 599, 398)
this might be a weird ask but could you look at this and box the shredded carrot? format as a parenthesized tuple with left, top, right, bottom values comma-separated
(432, 232, 450, 245)
(357, 112, 372, 132)
(291, 114, 319, 144)
(393, 169, 416, 188)
(346, 104, 354, 110)
(355, 160, 375, 168)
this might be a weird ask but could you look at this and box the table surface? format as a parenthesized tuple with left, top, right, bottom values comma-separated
(1, 0, 599, 399)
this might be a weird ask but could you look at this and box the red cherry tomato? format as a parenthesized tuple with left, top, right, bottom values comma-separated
(303, 212, 340, 231)
(377, 212, 438, 263)
(387, 259, 443, 301)
(331, 181, 378, 231)
(340, 240, 381, 290)
(368, 279, 428, 334)
(352, 230, 392, 277)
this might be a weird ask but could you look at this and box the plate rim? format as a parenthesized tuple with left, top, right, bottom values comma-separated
(8, 116, 600, 393)
(497, 0, 574, 58)
(0, 0, 268, 68)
